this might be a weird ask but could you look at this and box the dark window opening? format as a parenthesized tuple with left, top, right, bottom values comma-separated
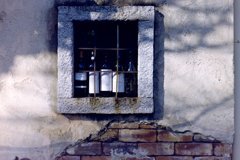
(74, 21, 138, 98)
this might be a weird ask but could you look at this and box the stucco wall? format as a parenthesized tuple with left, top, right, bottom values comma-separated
(0, 0, 233, 160)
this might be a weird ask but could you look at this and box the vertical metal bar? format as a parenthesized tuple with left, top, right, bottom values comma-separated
(94, 22, 97, 98)
(115, 22, 119, 98)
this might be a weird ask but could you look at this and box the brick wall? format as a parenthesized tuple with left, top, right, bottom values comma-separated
(57, 122, 232, 160)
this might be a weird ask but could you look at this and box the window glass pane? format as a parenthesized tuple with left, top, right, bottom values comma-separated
(96, 22, 117, 48)
(74, 21, 95, 48)
(119, 21, 138, 48)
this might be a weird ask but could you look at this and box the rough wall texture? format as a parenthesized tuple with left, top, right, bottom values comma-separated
(57, 122, 232, 160)
(0, 0, 233, 160)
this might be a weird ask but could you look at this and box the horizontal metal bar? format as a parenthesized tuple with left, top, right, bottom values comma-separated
(77, 70, 138, 73)
(78, 47, 137, 50)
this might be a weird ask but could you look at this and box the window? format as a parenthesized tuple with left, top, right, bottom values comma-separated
(74, 21, 138, 98)
(58, 6, 154, 114)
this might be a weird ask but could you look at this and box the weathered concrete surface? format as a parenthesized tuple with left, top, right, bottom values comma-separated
(158, 0, 234, 143)
(0, 0, 234, 159)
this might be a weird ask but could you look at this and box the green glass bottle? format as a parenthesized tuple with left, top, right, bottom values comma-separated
(100, 51, 112, 97)
(75, 51, 87, 97)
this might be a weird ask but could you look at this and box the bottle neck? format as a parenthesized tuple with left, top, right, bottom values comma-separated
(128, 56, 133, 71)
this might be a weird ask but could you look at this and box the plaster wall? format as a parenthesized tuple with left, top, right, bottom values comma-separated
(0, 0, 233, 160)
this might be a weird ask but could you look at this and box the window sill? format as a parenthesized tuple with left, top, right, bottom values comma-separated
(58, 97, 153, 114)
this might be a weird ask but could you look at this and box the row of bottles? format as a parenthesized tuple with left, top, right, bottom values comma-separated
(75, 51, 137, 97)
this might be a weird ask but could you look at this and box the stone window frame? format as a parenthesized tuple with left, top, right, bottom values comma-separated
(58, 6, 154, 114)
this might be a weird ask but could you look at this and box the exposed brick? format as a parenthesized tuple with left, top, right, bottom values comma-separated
(109, 122, 139, 129)
(121, 158, 155, 160)
(156, 156, 193, 160)
(103, 142, 138, 156)
(66, 142, 101, 156)
(58, 156, 81, 160)
(175, 143, 213, 156)
(194, 157, 231, 160)
(119, 129, 156, 142)
(138, 143, 174, 155)
(193, 134, 220, 142)
(157, 130, 192, 142)
(82, 156, 112, 160)
(213, 143, 232, 157)
(140, 124, 156, 129)
(93, 129, 118, 142)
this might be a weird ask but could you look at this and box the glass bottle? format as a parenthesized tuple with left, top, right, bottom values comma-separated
(125, 51, 137, 97)
(100, 51, 112, 97)
(75, 51, 87, 97)
(88, 51, 99, 97)
(113, 51, 125, 97)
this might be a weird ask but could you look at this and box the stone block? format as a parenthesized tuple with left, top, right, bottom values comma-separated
(119, 129, 156, 142)
(93, 129, 118, 142)
(58, 156, 81, 160)
(108, 122, 139, 129)
(175, 143, 213, 156)
(157, 130, 192, 142)
(138, 143, 174, 155)
(194, 157, 231, 160)
(156, 156, 193, 160)
(102, 142, 137, 156)
(58, 97, 154, 114)
(67, 142, 101, 156)
(213, 143, 232, 157)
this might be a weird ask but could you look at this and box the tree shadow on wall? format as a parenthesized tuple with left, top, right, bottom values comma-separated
(62, 0, 233, 130)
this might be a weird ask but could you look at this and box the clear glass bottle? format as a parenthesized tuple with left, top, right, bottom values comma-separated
(125, 51, 137, 97)
(113, 51, 125, 97)
(88, 51, 99, 97)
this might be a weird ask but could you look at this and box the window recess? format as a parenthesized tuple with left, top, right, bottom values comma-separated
(58, 6, 154, 114)
(74, 21, 138, 98)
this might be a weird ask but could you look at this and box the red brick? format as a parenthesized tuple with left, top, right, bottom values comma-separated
(140, 124, 156, 129)
(119, 129, 156, 142)
(175, 143, 213, 156)
(138, 143, 174, 155)
(82, 156, 112, 160)
(67, 142, 101, 155)
(157, 130, 192, 142)
(109, 122, 139, 129)
(93, 129, 118, 142)
(213, 143, 232, 157)
(194, 157, 231, 160)
(58, 156, 80, 160)
(102, 142, 137, 156)
(121, 158, 155, 160)
(156, 156, 193, 160)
